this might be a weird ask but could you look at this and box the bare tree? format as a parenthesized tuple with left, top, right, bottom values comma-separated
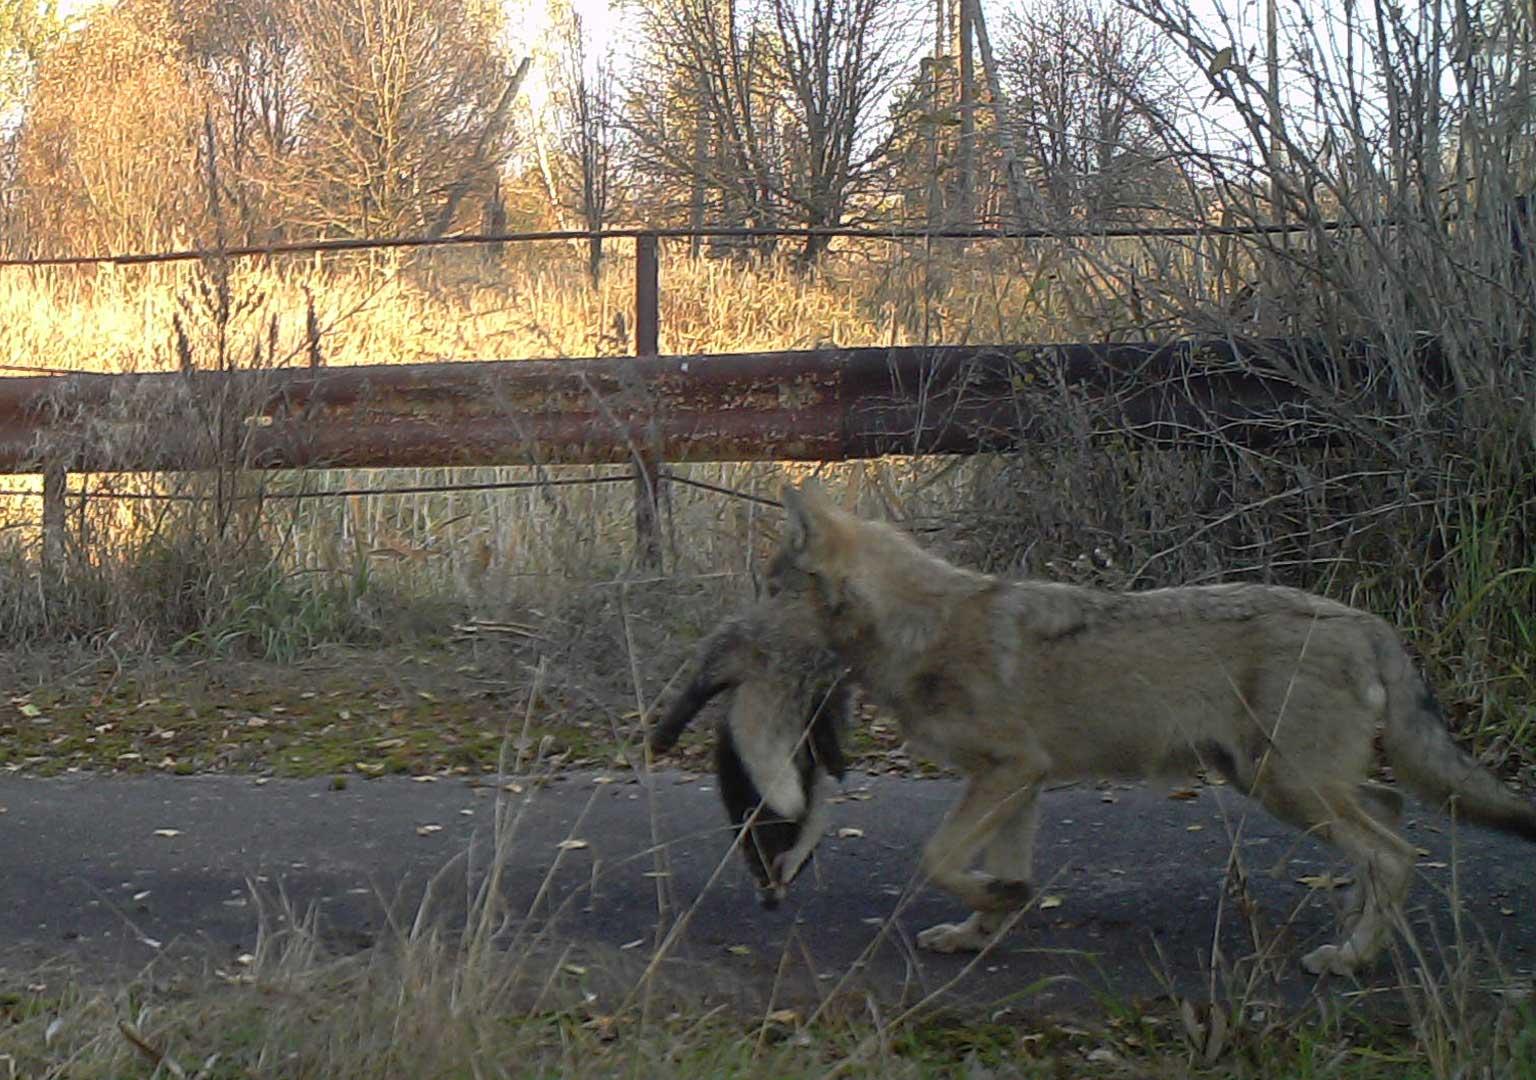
(628, 0, 912, 260)
(550, 6, 622, 281)
(183, 0, 304, 243)
(770, 0, 910, 258)
(12, 0, 525, 252)
(13, 0, 207, 255)
(628, 0, 782, 243)
(285, 0, 520, 238)
(998, 0, 1193, 224)
(0, 0, 61, 112)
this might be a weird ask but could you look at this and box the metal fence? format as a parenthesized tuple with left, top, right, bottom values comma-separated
(0, 224, 1425, 567)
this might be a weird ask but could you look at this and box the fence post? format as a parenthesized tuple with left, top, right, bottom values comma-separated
(633, 233, 663, 570)
(42, 462, 66, 569)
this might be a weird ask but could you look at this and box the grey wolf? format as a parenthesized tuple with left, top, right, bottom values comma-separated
(650, 590, 851, 908)
(769, 481, 1536, 975)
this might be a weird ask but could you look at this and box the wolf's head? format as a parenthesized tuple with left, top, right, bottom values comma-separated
(771, 480, 975, 659)
(767, 481, 859, 632)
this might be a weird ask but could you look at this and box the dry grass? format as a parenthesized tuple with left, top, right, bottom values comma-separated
(5, 914, 1527, 1079)
(0, 231, 1232, 377)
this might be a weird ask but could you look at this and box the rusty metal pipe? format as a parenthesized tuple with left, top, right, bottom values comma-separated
(0, 340, 1440, 474)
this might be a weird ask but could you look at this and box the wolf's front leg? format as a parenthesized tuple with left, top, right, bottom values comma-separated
(916, 773, 1042, 953)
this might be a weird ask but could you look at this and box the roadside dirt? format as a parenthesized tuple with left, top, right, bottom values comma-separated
(0, 640, 920, 781)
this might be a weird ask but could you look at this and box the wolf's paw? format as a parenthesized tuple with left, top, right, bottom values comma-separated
(1301, 943, 1360, 977)
(916, 917, 993, 954)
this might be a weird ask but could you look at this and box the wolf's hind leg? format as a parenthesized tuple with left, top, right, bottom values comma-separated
(1300, 820, 1413, 976)
(1357, 781, 1404, 827)
(1260, 775, 1414, 976)
(1337, 782, 1407, 922)
(916, 772, 1042, 953)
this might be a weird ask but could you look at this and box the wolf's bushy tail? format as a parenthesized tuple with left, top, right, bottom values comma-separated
(1376, 626, 1536, 842)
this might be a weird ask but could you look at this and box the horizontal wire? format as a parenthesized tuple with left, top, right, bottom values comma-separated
(0, 219, 1371, 270)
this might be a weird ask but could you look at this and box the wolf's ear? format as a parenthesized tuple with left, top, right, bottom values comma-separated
(780, 484, 816, 555)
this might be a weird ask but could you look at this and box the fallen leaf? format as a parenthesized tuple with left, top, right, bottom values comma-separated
(726, 944, 752, 956)
(152, 828, 181, 838)
(836, 827, 864, 839)
(18, 703, 41, 718)
(556, 838, 590, 851)
(1296, 873, 1353, 890)
(1039, 895, 1063, 910)
(416, 824, 443, 836)
(562, 963, 588, 976)
(1186, 824, 1204, 832)
(620, 938, 645, 950)
(1168, 787, 1200, 800)
(766, 1009, 800, 1026)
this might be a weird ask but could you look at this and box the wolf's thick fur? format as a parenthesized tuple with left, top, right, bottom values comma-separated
(650, 592, 851, 907)
(772, 482, 1536, 975)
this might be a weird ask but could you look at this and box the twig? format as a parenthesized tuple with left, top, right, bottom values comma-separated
(117, 1020, 186, 1078)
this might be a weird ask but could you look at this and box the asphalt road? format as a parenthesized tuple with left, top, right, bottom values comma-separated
(1, 770, 1531, 1013)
